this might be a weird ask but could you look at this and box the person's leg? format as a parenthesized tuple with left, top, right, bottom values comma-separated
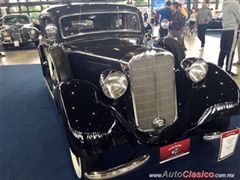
(218, 31, 228, 68)
(197, 25, 202, 42)
(226, 30, 239, 73)
(238, 38, 240, 61)
(201, 25, 208, 48)
(197, 25, 204, 48)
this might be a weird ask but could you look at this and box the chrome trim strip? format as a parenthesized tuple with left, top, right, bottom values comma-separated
(84, 154, 150, 179)
(197, 101, 239, 126)
(58, 11, 141, 39)
(66, 49, 129, 65)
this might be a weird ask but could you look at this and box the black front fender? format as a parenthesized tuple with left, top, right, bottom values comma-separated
(184, 63, 239, 128)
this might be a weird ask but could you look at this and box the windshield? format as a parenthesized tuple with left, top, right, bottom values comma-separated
(60, 12, 141, 38)
(3, 15, 30, 25)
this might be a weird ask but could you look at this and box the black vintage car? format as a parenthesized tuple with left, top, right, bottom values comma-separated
(38, 3, 239, 179)
(0, 14, 40, 49)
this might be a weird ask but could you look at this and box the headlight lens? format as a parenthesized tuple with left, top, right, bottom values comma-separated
(160, 19, 169, 29)
(187, 59, 208, 83)
(2, 31, 9, 37)
(100, 71, 128, 99)
(30, 29, 36, 34)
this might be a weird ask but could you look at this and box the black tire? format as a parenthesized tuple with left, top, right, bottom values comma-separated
(49, 46, 73, 82)
(164, 38, 186, 66)
(156, 37, 186, 68)
(46, 46, 73, 93)
(3, 44, 10, 50)
(69, 148, 99, 180)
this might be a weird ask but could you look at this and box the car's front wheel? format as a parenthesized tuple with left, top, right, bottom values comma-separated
(69, 148, 98, 180)
(3, 44, 11, 50)
(69, 148, 84, 179)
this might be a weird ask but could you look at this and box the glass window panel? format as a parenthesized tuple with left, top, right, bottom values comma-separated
(42, 5, 49, 9)
(30, 12, 41, 20)
(21, 5, 28, 13)
(28, 6, 41, 12)
(10, 6, 19, 13)
(9, 0, 17, 3)
(60, 12, 141, 38)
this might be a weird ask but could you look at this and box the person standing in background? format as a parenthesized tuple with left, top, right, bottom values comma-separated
(233, 38, 240, 65)
(0, 39, 5, 57)
(158, 1, 173, 38)
(196, 0, 212, 51)
(169, 2, 186, 47)
(218, 0, 240, 76)
(143, 11, 148, 22)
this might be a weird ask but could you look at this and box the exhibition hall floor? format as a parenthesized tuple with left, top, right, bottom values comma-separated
(1, 32, 240, 180)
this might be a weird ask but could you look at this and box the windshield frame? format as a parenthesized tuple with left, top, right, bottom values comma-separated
(59, 11, 142, 39)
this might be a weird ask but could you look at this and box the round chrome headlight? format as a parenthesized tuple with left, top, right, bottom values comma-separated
(30, 29, 36, 35)
(2, 31, 9, 37)
(100, 71, 128, 99)
(187, 59, 208, 83)
(160, 19, 169, 29)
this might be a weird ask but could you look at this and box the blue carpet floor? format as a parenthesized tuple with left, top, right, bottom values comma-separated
(0, 64, 240, 180)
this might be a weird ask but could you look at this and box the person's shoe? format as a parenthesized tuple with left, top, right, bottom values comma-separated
(228, 71, 238, 76)
(199, 47, 204, 51)
(233, 61, 240, 65)
(0, 53, 5, 57)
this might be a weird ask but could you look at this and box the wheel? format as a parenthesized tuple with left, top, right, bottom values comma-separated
(48, 59, 60, 92)
(3, 44, 10, 50)
(156, 37, 186, 68)
(69, 148, 99, 180)
(69, 148, 84, 179)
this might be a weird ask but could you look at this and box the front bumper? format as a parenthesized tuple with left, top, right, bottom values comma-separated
(84, 154, 150, 179)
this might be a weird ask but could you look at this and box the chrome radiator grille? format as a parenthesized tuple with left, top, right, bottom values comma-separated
(129, 53, 177, 132)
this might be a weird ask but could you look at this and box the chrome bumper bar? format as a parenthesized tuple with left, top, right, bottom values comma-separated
(84, 154, 150, 179)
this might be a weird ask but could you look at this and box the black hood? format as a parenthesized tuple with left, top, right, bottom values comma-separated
(64, 38, 147, 61)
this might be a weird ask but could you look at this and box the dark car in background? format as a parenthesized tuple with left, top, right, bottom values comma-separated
(38, 3, 239, 179)
(208, 10, 222, 30)
(0, 14, 40, 49)
(0, 18, 3, 30)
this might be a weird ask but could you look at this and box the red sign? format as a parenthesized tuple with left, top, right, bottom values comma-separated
(160, 138, 190, 164)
